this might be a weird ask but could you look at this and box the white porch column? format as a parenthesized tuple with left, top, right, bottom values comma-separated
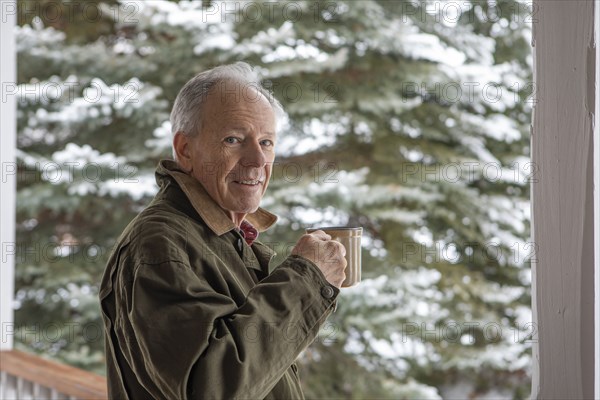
(531, 0, 596, 398)
(0, 0, 17, 351)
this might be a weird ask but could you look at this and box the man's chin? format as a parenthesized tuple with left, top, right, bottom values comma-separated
(225, 201, 260, 216)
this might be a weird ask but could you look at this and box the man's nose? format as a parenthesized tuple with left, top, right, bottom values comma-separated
(240, 140, 267, 167)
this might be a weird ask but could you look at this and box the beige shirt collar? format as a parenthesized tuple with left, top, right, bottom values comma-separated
(158, 159, 278, 235)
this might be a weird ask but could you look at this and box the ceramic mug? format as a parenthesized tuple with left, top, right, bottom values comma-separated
(305, 226, 362, 287)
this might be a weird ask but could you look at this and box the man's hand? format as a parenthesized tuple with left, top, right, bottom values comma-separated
(291, 230, 347, 288)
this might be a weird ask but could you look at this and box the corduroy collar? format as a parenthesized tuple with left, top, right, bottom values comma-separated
(155, 159, 278, 235)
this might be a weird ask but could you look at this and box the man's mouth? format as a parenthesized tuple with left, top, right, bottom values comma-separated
(234, 179, 263, 186)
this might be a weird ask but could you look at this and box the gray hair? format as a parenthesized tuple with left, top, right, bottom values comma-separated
(170, 62, 285, 160)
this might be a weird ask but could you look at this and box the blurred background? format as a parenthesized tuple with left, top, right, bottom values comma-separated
(11, 0, 533, 398)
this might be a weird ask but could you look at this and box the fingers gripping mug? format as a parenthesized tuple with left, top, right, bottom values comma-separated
(305, 226, 363, 287)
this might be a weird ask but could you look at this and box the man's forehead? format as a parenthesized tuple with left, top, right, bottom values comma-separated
(227, 124, 276, 133)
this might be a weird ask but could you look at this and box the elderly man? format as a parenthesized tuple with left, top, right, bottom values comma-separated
(99, 62, 347, 399)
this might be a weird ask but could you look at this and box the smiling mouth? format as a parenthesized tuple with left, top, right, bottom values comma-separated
(234, 179, 263, 186)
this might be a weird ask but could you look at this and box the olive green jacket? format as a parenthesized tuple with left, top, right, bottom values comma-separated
(99, 160, 339, 400)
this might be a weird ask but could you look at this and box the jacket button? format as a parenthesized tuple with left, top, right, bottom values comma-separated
(320, 286, 335, 299)
(237, 238, 243, 251)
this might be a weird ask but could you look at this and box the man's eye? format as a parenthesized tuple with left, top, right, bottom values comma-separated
(224, 137, 240, 144)
(260, 139, 274, 147)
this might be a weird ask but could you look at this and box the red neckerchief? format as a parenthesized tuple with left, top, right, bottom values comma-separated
(240, 220, 258, 246)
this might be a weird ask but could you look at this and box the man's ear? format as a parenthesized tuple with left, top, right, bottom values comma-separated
(173, 132, 193, 172)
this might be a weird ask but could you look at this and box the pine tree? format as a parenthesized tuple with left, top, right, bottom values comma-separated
(14, 0, 532, 397)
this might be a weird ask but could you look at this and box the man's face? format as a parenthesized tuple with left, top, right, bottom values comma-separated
(185, 81, 276, 220)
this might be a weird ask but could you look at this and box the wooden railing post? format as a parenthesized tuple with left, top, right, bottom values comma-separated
(531, 0, 597, 398)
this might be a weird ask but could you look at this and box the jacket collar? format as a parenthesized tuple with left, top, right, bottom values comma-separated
(155, 159, 278, 235)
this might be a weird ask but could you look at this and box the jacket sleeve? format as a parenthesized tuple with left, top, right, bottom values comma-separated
(117, 254, 338, 400)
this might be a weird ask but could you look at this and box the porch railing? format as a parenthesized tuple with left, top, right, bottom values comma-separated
(0, 350, 107, 400)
